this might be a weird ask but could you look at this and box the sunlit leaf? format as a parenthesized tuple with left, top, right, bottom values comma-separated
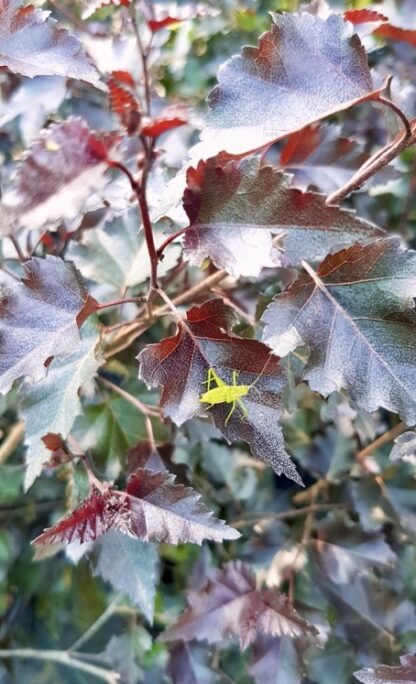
(263, 238, 416, 424)
(196, 12, 380, 157)
(139, 299, 302, 484)
(32, 468, 240, 546)
(0, 255, 97, 395)
(0, 0, 100, 84)
(183, 156, 383, 277)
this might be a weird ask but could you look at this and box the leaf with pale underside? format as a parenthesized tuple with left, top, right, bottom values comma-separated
(355, 654, 416, 684)
(0, 0, 100, 84)
(262, 238, 416, 424)
(182, 156, 383, 277)
(160, 561, 317, 650)
(93, 530, 157, 622)
(32, 467, 240, 547)
(138, 299, 302, 485)
(0, 255, 97, 396)
(21, 319, 103, 489)
(195, 12, 381, 157)
(1, 117, 117, 233)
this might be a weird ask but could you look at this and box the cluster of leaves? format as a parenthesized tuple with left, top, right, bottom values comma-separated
(0, 0, 416, 682)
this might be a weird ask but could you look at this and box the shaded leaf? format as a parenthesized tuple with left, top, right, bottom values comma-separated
(183, 156, 383, 277)
(139, 299, 302, 485)
(196, 12, 380, 157)
(314, 514, 396, 584)
(1, 117, 116, 232)
(93, 530, 157, 622)
(0, 255, 97, 395)
(166, 642, 218, 684)
(278, 124, 399, 194)
(262, 238, 416, 424)
(0, 0, 100, 84)
(250, 635, 302, 684)
(21, 318, 103, 488)
(67, 205, 181, 293)
(160, 561, 317, 649)
(355, 654, 416, 683)
(32, 467, 240, 546)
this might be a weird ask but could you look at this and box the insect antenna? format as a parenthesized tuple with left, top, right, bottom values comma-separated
(248, 352, 274, 390)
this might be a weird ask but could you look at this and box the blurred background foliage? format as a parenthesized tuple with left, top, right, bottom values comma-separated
(0, 0, 415, 682)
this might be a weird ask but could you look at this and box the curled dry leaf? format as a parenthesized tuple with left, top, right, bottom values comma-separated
(196, 12, 381, 157)
(138, 299, 302, 485)
(32, 467, 240, 546)
(160, 561, 318, 650)
(0, 0, 100, 84)
(1, 117, 117, 233)
(0, 256, 97, 395)
(262, 237, 416, 424)
(182, 156, 383, 278)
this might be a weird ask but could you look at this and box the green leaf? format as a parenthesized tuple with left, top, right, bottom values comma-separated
(67, 206, 181, 293)
(93, 530, 158, 622)
(21, 318, 103, 488)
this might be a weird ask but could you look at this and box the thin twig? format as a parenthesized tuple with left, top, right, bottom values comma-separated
(129, 3, 151, 115)
(49, 0, 93, 34)
(97, 296, 145, 311)
(69, 594, 122, 652)
(0, 421, 25, 465)
(9, 235, 26, 261)
(326, 98, 415, 205)
(0, 649, 120, 683)
(97, 376, 161, 417)
(232, 503, 346, 529)
(356, 421, 406, 461)
(104, 269, 228, 358)
(156, 228, 187, 259)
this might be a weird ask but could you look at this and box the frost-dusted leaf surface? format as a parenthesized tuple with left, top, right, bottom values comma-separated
(67, 205, 181, 292)
(21, 319, 102, 489)
(32, 467, 240, 547)
(139, 299, 302, 484)
(93, 530, 157, 622)
(160, 561, 317, 649)
(197, 12, 379, 157)
(278, 124, 399, 194)
(0, 255, 97, 395)
(1, 117, 116, 232)
(355, 655, 416, 684)
(262, 238, 416, 424)
(0, 0, 100, 84)
(183, 156, 383, 277)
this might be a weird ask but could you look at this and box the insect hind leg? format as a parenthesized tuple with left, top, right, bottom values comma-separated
(237, 398, 248, 421)
(225, 401, 237, 426)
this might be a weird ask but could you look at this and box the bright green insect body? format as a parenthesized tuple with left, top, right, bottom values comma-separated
(199, 368, 250, 426)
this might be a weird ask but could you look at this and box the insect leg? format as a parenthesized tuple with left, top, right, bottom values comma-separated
(202, 368, 216, 391)
(237, 398, 248, 420)
(225, 401, 236, 426)
(232, 369, 240, 386)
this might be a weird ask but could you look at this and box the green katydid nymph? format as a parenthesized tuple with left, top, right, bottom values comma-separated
(199, 356, 273, 426)
(199, 368, 250, 426)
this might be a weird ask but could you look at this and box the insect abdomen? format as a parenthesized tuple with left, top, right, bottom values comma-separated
(200, 385, 249, 404)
